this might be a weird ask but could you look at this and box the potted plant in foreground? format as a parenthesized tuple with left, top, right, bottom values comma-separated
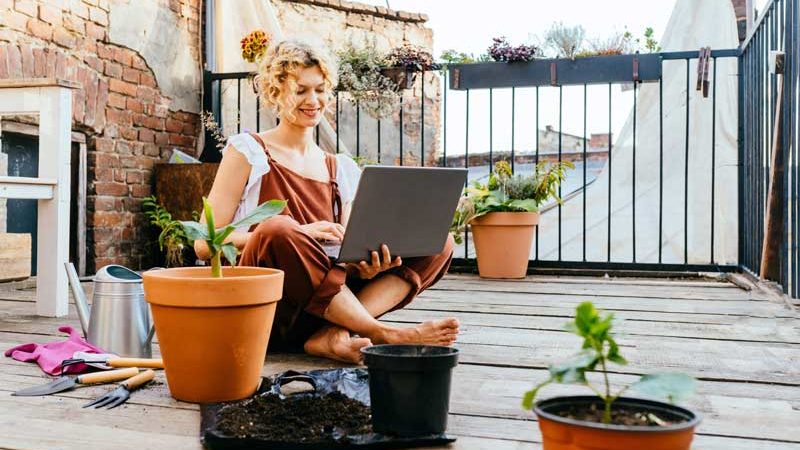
(143, 197, 286, 403)
(451, 160, 572, 278)
(524, 302, 700, 450)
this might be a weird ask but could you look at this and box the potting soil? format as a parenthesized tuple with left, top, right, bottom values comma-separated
(556, 402, 688, 427)
(200, 368, 456, 450)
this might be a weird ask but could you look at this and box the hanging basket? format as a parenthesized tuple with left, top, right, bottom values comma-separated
(381, 67, 418, 90)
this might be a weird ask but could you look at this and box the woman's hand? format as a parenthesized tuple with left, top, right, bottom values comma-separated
(300, 221, 345, 242)
(347, 244, 402, 280)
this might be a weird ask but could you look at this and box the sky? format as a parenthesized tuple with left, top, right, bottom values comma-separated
(355, 0, 682, 154)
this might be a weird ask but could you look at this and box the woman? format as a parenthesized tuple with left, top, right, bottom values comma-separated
(196, 38, 458, 364)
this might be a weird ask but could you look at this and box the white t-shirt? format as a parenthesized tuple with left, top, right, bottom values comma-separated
(224, 133, 362, 232)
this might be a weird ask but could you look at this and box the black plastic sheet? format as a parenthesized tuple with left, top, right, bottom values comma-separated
(200, 368, 456, 449)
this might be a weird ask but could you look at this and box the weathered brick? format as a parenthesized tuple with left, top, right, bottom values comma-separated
(94, 211, 124, 227)
(154, 132, 169, 145)
(93, 137, 114, 153)
(165, 118, 183, 133)
(107, 92, 126, 109)
(131, 56, 147, 71)
(95, 78, 108, 129)
(109, 78, 137, 96)
(6, 45, 22, 77)
(89, 6, 107, 25)
(96, 42, 113, 59)
(84, 71, 98, 126)
(70, 0, 89, 19)
(138, 128, 155, 143)
(85, 21, 104, 41)
(139, 72, 157, 88)
(168, 0, 180, 13)
(131, 184, 150, 198)
(0, 47, 9, 79)
(131, 113, 146, 127)
(39, 4, 61, 25)
(93, 196, 117, 211)
(143, 143, 159, 156)
(113, 47, 132, 66)
(94, 182, 128, 196)
(126, 98, 143, 113)
(103, 60, 121, 77)
(113, 168, 125, 181)
(5, 10, 29, 31)
(94, 167, 113, 182)
(125, 171, 142, 184)
(72, 85, 85, 122)
(19, 44, 33, 77)
(134, 156, 154, 170)
(27, 19, 53, 40)
(53, 27, 77, 48)
(80, 36, 96, 53)
(168, 133, 193, 146)
(83, 54, 102, 72)
(135, 85, 155, 103)
(106, 107, 132, 126)
(14, 0, 37, 17)
(0, 0, 13, 9)
(120, 126, 137, 141)
(122, 66, 138, 83)
(63, 13, 84, 33)
(144, 116, 164, 131)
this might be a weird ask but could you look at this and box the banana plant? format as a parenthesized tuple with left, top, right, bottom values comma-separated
(180, 197, 287, 277)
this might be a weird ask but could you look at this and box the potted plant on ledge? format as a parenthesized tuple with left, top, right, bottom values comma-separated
(524, 302, 700, 450)
(383, 44, 440, 90)
(451, 160, 572, 278)
(143, 197, 286, 403)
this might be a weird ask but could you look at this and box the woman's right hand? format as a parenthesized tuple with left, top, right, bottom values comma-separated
(300, 221, 345, 242)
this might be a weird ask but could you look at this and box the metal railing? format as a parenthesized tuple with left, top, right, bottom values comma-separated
(739, 0, 799, 296)
(202, 47, 744, 275)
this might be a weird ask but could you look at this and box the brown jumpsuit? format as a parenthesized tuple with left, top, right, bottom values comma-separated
(239, 134, 455, 352)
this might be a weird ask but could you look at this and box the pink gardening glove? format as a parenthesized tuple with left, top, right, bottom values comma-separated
(4, 326, 106, 375)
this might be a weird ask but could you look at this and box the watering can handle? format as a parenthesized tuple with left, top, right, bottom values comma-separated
(64, 262, 91, 338)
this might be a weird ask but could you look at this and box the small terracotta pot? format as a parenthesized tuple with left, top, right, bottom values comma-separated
(143, 266, 283, 403)
(534, 396, 701, 450)
(470, 212, 539, 279)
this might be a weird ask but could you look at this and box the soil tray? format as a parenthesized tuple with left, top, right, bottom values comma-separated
(200, 368, 456, 450)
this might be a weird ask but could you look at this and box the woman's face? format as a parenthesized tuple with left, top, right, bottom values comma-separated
(285, 65, 329, 128)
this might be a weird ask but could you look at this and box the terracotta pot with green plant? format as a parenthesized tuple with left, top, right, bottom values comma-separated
(143, 197, 286, 403)
(524, 302, 700, 450)
(451, 160, 572, 278)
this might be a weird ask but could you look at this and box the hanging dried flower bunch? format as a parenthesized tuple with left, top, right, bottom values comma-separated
(241, 30, 271, 64)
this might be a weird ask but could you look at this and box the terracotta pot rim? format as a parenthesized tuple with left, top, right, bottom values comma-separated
(534, 396, 701, 433)
(142, 266, 283, 281)
(471, 211, 540, 226)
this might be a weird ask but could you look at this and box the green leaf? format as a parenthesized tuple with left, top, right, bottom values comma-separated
(203, 197, 216, 240)
(508, 199, 539, 212)
(607, 337, 628, 365)
(229, 200, 287, 230)
(221, 242, 239, 267)
(522, 379, 551, 410)
(180, 221, 208, 242)
(631, 373, 695, 404)
(214, 225, 236, 246)
(549, 350, 597, 384)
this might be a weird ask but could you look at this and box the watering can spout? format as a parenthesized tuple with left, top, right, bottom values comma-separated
(64, 262, 91, 338)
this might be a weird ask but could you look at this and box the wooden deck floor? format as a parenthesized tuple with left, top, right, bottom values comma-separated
(1, 274, 798, 449)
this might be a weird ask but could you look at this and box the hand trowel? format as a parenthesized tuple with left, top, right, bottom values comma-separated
(12, 367, 139, 396)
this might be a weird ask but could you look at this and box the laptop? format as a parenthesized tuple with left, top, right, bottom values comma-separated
(322, 166, 468, 263)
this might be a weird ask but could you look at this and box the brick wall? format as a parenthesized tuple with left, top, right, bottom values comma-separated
(0, 0, 202, 271)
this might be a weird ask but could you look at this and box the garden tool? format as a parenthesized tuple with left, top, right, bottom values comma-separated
(12, 367, 139, 396)
(65, 262, 156, 358)
(60, 355, 164, 371)
(84, 369, 155, 409)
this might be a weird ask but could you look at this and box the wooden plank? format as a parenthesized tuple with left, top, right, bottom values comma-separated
(0, 234, 31, 282)
(386, 308, 800, 344)
(417, 289, 796, 318)
(443, 273, 737, 289)
(431, 278, 755, 301)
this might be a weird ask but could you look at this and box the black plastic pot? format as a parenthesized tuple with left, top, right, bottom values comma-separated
(361, 345, 459, 436)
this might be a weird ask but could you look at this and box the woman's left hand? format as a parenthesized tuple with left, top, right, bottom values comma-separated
(347, 244, 402, 280)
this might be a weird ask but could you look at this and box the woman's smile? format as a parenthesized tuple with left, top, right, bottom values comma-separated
(299, 107, 320, 118)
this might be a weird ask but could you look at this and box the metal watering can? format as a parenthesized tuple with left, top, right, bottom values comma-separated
(65, 263, 155, 358)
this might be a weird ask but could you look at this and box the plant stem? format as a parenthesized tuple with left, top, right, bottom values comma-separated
(211, 251, 222, 278)
(600, 356, 612, 424)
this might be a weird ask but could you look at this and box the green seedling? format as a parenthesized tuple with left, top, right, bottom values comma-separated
(522, 301, 695, 424)
(180, 197, 286, 277)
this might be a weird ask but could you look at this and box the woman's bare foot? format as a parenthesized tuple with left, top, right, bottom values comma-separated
(304, 326, 372, 364)
(377, 318, 460, 346)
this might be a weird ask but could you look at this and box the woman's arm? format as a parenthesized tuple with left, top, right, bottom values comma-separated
(193, 146, 251, 260)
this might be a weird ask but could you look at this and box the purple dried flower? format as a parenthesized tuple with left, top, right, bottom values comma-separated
(488, 36, 539, 62)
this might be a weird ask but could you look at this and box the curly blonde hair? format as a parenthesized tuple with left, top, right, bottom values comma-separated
(254, 38, 338, 123)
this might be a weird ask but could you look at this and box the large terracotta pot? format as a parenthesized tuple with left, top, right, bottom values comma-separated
(534, 396, 701, 450)
(142, 266, 283, 403)
(470, 212, 539, 279)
